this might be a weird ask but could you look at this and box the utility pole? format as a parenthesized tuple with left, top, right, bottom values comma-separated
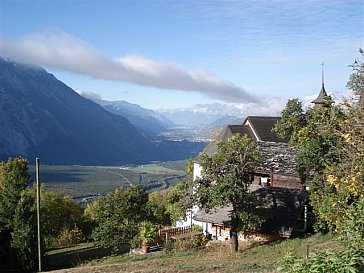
(36, 158, 42, 272)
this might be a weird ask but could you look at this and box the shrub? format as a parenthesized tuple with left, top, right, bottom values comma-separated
(191, 224, 203, 232)
(163, 240, 174, 253)
(56, 225, 85, 247)
(277, 248, 364, 273)
(174, 235, 207, 251)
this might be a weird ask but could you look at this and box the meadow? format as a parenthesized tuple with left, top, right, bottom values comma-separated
(47, 233, 343, 273)
(28, 160, 187, 197)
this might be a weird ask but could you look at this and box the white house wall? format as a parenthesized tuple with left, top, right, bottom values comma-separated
(193, 162, 202, 181)
(175, 162, 213, 234)
(175, 205, 213, 234)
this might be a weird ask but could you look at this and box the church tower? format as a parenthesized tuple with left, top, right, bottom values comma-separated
(311, 62, 329, 105)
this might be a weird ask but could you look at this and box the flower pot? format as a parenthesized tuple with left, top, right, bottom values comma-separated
(142, 245, 150, 253)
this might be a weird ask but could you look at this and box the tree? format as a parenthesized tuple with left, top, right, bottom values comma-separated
(335, 58, 364, 198)
(147, 191, 171, 226)
(274, 94, 345, 231)
(28, 186, 84, 248)
(91, 185, 150, 251)
(276, 56, 364, 273)
(0, 158, 30, 232)
(273, 98, 305, 143)
(193, 135, 263, 253)
(11, 190, 37, 270)
(274, 56, 364, 236)
(0, 158, 34, 269)
(324, 57, 364, 239)
(164, 179, 193, 225)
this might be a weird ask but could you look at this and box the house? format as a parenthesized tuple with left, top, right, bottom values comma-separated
(196, 116, 303, 191)
(193, 187, 308, 240)
(176, 75, 332, 240)
(177, 116, 308, 239)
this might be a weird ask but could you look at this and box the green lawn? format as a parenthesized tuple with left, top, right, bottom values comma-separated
(133, 163, 185, 175)
(49, 233, 344, 273)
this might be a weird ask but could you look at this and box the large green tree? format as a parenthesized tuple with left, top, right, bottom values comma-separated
(164, 180, 191, 225)
(274, 95, 344, 231)
(0, 158, 35, 270)
(193, 135, 263, 253)
(164, 159, 194, 225)
(11, 190, 38, 270)
(274, 57, 364, 234)
(0, 158, 30, 232)
(273, 98, 305, 143)
(325, 58, 364, 240)
(147, 191, 172, 226)
(26, 186, 84, 248)
(277, 58, 364, 272)
(91, 185, 150, 251)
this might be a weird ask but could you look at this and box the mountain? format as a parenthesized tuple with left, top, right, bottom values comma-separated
(194, 116, 243, 140)
(78, 94, 174, 136)
(158, 109, 227, 128)
(0, 57, 158, 165)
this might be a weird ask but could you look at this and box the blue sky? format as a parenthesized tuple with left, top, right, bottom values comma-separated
(0, 0, 363, 114)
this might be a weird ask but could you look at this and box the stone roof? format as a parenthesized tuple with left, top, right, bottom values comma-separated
(193, 187, 308, 237)
(256, 141, 298, 175)
(202, 116, 289, 158)
(200, 119, 298, 176)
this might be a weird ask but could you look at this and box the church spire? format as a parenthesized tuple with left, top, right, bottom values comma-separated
(311, 61, 328, 105)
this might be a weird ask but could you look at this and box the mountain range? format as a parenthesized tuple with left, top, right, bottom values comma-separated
(194, 116, 243, 139)
(0, 58, 205, 165)
(158, 109, 227, 128)
(78, 91, 175, 136)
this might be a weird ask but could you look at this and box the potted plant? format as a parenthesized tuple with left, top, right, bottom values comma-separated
(139, 221, 157, 253)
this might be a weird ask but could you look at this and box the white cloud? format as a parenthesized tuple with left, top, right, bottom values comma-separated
(159, 97, 287, 118)
(159, 90, 354, 118)
(302, 91, 353, 109)
(74, 89, 102, 101)
(0, 29, 258, 103)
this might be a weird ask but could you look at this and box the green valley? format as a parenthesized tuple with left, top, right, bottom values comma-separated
(28, 161, 187, 197)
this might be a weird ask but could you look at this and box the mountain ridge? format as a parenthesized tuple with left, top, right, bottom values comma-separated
(78, 92, 175, 136)
(0, 57, 157, 165)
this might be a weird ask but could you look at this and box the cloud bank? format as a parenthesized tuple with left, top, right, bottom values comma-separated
(0, 30, 258, 103)
(159, 97, 287, 118)
(159, 90, 353, 118)
(74, 89, 102, 101)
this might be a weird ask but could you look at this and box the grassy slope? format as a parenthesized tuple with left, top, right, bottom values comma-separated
(49, 233, 344, 273)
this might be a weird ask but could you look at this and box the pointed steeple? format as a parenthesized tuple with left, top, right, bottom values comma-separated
(312, 62, 328, 105)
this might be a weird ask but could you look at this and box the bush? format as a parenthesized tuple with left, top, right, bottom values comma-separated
(174, 235, 207, 251)
(277, 248, 364, 273)
(163, 240, 174, 253)
(129, 235, 141, 249)
(56, 225, 85, 247)
(91, 186, 149, 252)
(191, 224, 203, 232)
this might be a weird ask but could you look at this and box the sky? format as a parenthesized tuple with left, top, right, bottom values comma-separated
(0, 0, 363, 115)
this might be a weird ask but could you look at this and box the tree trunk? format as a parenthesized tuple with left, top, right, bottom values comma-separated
(230, 211, 239, 253)
(230, 227, 238, 253)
